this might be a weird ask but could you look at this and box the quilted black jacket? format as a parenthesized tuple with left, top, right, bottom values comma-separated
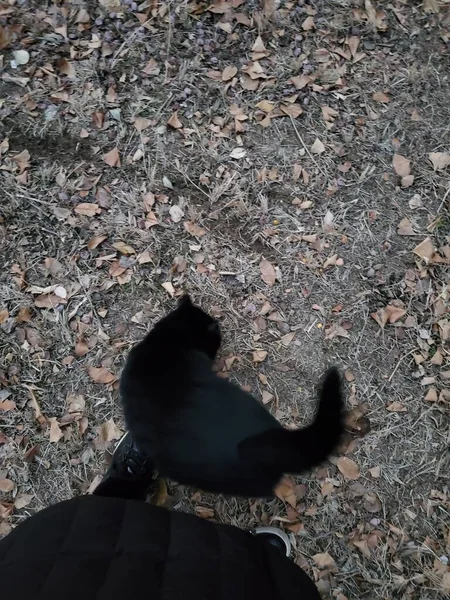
(0, 496, 320, 600)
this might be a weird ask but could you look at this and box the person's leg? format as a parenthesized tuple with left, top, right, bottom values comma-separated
(93, 432, 156, 501)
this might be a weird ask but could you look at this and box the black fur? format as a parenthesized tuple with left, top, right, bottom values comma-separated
(120, 296, 344, 497)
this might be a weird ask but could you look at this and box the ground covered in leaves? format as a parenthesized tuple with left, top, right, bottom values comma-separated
(1, 0, 449, 597)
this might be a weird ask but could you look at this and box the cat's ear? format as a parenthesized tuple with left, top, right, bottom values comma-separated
(179, 294, 193, 308)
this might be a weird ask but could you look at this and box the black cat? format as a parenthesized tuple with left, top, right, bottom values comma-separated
(120, 296, 344, 497)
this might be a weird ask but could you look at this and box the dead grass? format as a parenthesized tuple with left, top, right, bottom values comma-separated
(1, 1, 449, 598)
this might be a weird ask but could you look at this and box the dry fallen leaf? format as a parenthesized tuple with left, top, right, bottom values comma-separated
(260, 259, 276, 286)
(49, 417, 63, 443)
(195, 506, 215, 519)
(337, 456, 360, 480)
(386, 401, 407, 412)
(162, 282, 176, 297)
(57, 58, 76, 78)
(302, 16, 315, 30)
(103, 147, 121, 167)
(96, 419, 122, 445)
(252, 35, 266, 53)
(87, 366, 116, 384)
(0, 479, 14, 492)
(373, 91, 390, 103)
(429, 152, 450, 172)
(184, 221, 206, 237)
(87, 235, 107, 250)
(313, 552, 337, 570)
(275, 477, 297, 508)
(0, 399, 16, 411)
(413, 238, 434, 261)
(311, 138, 325, 154)
(167, 112, 183, 129)
(134, 117, 152, 132)
(74, 203, 101, 217)
(393, 154, 411, 177)
(222, 65, 238, 81)
(112, 241, 135, 255)
(253, 349, 268, 363)
(397, 217, 414, 236)
(262, 390, 274, 404)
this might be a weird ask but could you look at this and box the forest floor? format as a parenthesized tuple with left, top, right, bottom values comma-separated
(0, 1, 449, 598)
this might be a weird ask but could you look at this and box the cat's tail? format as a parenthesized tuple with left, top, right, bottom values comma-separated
(238, 367, 344, 474)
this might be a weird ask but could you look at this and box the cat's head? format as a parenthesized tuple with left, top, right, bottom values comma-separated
(161, 295, 221, 359)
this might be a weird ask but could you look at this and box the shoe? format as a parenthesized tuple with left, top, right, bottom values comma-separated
(252, 527, 292, 557)
(94, 432, 156, 500)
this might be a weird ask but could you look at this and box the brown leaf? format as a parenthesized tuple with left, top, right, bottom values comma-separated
(337, 456, 360, 480)
(256, 100, 275, 113)
(413, 238, 434, 261)
(397, 217, 414, 236)
(275, 477, 297, 508)
(14, 493, 33, 509)
(12, 149, 30, 173)
(386, 401, 407, 412)
(0, 479, 14, 492)
(134, 117, 152, 132)
(112, 241, 135, 255)
(74, 203, 101, 217)
(56, 58, 76, 78)
(96, 419, 122, 445)
(17, 307, 32, 323)
(280, 103, 303, 118)
(87, 235, 107, 250)
(75, 339, 89, 357)
(195, 506, 215, 519)
(162, 282, 176, 297)
(167, 112, 183, 129)
(253, 349, 268, 363)
(88, 366, 116, 384)
(290, 75, 312, 90)
(393, 154, 411, 177)
(385, 304, 406, 324)
(146, 211, 159, 228)
(302, 16, 315, 30)
(184, 221, 206, 237)
(44, 257, 63, 276)
(26, 386, 48, 427)
(429, 152, 450, 172)
(313, 552, 337, 570)
(321, 105, 339, 122)
(0, 399, 16, 411)
(372, 91, 390, 103)
(0, 308, 9, 324)
(259, 259, 276, 286)
(0, 25, 13, 50)
(262, 390, 274, 404)
(310, 138, 325, 154)
(222, 65, 238, 81)
(252, 35, 266, 53)
(103, 147, 121, 167)
(142, 58, 160, 76)
(280, 332, 295, 347)
(49, 417, 63, 443)
(240, 74, 259, 91)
